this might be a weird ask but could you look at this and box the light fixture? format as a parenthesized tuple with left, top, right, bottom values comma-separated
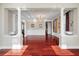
(33, 19, 37, 23)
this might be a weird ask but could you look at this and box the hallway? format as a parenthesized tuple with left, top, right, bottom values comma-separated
(0, 35, 79, 56)
(0, 4, 79, 56)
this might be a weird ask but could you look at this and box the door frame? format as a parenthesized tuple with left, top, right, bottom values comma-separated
(21, 20, 27, 45)
(44, 20, 52, 41)
(45, 20, 52, 35)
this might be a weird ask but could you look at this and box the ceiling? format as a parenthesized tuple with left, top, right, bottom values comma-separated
(7, 8, 61, 20)
(21, 8, 60, 20)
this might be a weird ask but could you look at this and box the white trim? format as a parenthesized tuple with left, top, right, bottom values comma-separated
(60, 44, 67, 49)
(67, 46, 79, 49)
(60, 46, 79, 49)
(12, 44, 23, 49)
(0, 45, 23, 49)
(0, 46, 12, 49)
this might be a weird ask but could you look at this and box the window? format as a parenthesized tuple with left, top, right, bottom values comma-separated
(65, 10, 74, 35)
(65, 11, 70, 31)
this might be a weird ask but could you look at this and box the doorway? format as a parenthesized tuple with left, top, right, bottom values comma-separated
(45, 21, 52, 41)
(21, 22, 25, 45)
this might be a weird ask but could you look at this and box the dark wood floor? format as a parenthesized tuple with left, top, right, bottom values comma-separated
(0, 35, 79, 56)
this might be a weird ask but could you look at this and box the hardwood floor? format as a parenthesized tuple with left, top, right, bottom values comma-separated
(0, 35, 79, 56)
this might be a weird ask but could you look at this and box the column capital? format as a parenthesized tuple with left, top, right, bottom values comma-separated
(17, 8, 21, 10)
(61, 8, 65, 10)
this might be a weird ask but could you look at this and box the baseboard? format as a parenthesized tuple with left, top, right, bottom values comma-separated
(60, 44, 67, 49)
(67, 46, 79, 49)
(52, 33, 60, 38)
(0, 46, 12, 49)
(12, 44, 23, 49)
(60, 45, 79, 49)
(26, 34, 45, 36)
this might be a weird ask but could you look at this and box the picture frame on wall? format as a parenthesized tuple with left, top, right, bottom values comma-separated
(53, 18, 60, 33)
(53, 19, 57, 33)
(31, 24, 35, 28)
(39, 24, 42, 28)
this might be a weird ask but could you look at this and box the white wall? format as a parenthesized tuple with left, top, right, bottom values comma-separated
(26, 20, 53, 35)
(8, 10, 18, 34)
(0, 7, 11, 49)
(4, 9, 8, 35)
(60, 35, 79, 49)
(0, 7, 23, 49)
(8, 10, 13, 33)
(47, 21, 52, 34)
(0, 5, 3, 47)
(0, 7, 12, 49)
(60, 8, 79, 49)
(0, 4, 79, 49)
(52, 8, 79, 49)
(26, 20, 45, 35)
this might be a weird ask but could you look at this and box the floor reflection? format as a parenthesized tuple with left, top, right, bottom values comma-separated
(0, 35, 79, 56)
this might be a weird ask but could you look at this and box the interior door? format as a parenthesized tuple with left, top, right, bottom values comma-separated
(45, 21, 52, 41)
(22, 22, 25, 45)
(45, 22, 48, 40)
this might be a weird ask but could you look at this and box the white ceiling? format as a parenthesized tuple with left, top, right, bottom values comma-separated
(21, 8, 60, 20)
(8, 8, 60, 20)
(1, 3, 79, 8)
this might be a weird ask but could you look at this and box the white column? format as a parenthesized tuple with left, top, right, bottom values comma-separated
(59, 8, 67, 49)
(17, 8, 21, 35)
(12, 8, 22, 49)
(60, 8, 65, 35)
(77, 8, 79, 35)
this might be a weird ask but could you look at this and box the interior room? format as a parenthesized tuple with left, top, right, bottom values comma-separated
(0, 3, 79, 56)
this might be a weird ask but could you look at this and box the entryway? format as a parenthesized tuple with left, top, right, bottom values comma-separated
(45, 21, 52, 41)
(21, 8, 60, 46)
